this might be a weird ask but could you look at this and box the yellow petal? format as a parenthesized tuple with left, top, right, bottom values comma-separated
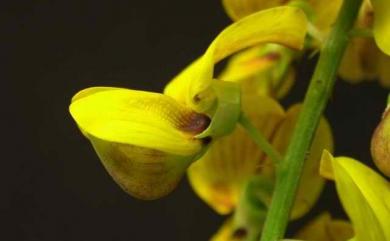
(308, 0, 342, 34)
(378, 53, 390, 88)
(294, 212, 354, 241)
(320, 151, 390, 241)
(222, 0, 286, 21)
(211, 218, 245, 241)
(164, 6, 307, 112)
(71, 86, 122, 102)
(220, 44, 295, 99)
(268, 105, 333, 219)
(188, 96, 285, 214)
(69, 87, 210, 199)
(222, 0, 341, 37)
(273, 67, 295, 99)
(371, 0, 390, 55)
(338, 38, 380, 83)
(70, 87, 209, 156)
(88, 136, 201, 200)
(219, 45, 278, 83)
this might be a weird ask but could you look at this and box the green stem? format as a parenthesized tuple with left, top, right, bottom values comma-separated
(239, 113, 283, 164)
(259, 0, 363, 240)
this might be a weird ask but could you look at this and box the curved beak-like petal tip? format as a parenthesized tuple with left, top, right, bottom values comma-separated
(371, 109, 390, 177)
(69, 87, 211, 200)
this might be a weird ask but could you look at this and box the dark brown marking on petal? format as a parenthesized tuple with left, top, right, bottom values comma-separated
(193, 94, 201, 103)
(178, 112, 211, 135)
(201, 136, 212, 145)
(264, 52, 281, 61)
(232, 228, 247, 239)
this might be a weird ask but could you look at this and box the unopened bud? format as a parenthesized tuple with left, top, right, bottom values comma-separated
(371, 108, 390, 177)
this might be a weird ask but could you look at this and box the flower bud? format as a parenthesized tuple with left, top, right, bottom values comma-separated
(371, 108, 390, 177)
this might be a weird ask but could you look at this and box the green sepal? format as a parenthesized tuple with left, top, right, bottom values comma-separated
(196, 80, 241, 138)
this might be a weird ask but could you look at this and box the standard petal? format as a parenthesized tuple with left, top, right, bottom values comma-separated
(371, 0, 390, 55)
(294, 212, 354, 241)
(70, 87, 209, 156)
(320, 151, 390, 241)
(268, 105, 333, 219)
(188, 96, 285, 214)
(164, 6, 307, 112)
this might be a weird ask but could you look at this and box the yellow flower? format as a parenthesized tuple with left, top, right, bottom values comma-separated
(221, 0, 390, 88)
(320, 151, 390, 241)
(294, 212, 354, 241)
(219, 0, 342, 100)
(188, 95, 285, 214)
(164, 6, 307, 112)
(69, 87, 210, 199)
(188, 95, 333, 218)
(211, 213, 353, 241)
(69, 7, 308, 200)
(219, 43, 296, 99)
(222, 0, 342, 37)
(339, 1, 390, 87)
(210, 218, 240, 241)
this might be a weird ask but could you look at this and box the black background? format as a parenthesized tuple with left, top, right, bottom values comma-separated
(3, 1, 388, 241)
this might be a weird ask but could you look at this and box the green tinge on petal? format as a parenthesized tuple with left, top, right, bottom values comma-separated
(70, 87, 209, 156)
(196, 81, 241, 138)
(268, 105, 333, 220)
(164, 6, 307, 112)
(188, 96, 285, 214)
(371, 0, 390, 55)
(294, 212, 354, 241)
(89, 136, 198, 200)
(320, 151, 390, 241)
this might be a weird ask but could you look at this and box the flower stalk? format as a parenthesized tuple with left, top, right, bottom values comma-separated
(259, 0, 363, 240)
(239, 113, 283, 164)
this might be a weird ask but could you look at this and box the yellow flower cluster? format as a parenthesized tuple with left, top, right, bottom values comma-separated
(69, 6, 308, 200)
(69, 1, 390, 241)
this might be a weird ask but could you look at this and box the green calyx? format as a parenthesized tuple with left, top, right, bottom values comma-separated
(196, 80, 241, 139)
